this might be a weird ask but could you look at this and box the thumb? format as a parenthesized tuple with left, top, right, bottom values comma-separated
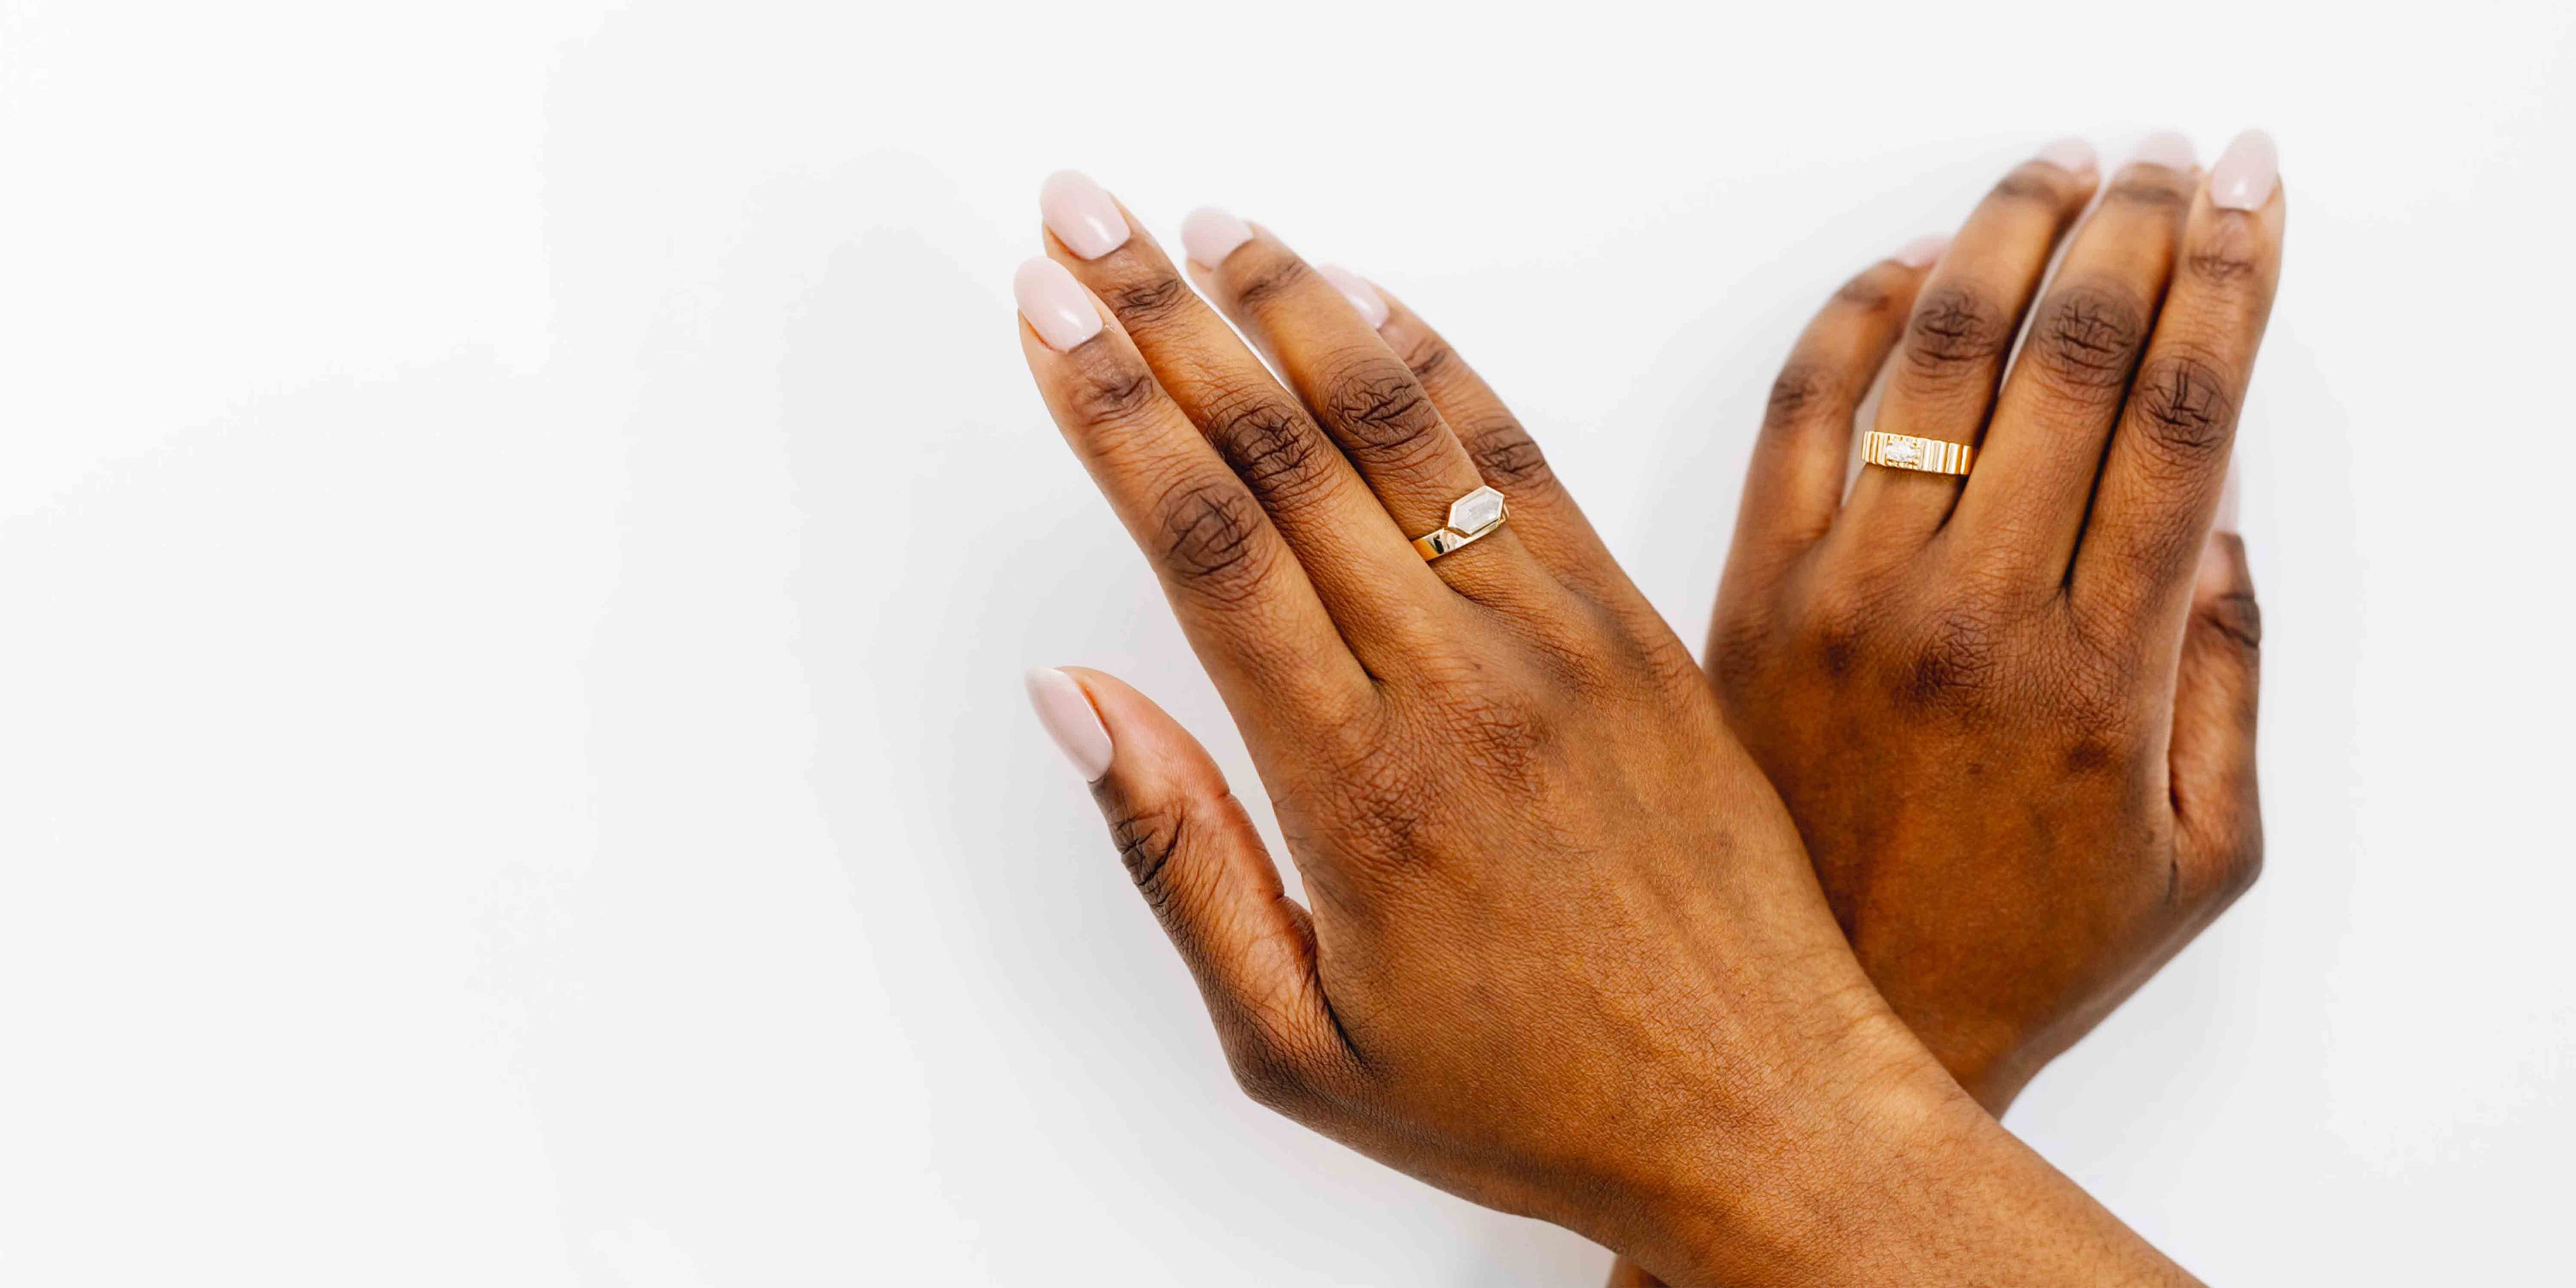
(1024, 666, 1342, 1102)
(2167, 525, 2263, 906)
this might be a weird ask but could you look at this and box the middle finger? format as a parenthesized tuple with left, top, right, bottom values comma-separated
(1833, 144, 2098, 557)
(1185, 215, 1556, 611)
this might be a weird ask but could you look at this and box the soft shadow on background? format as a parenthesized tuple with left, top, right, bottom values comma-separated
(1, 1, 2569, 1283)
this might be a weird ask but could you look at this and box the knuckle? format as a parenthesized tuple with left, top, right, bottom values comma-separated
(2185, 215, 2269, 287)
(2198, 588, 2264, 655)
(1900, 603, 2005, 709)
(1154, 480, 1275, 602)
(1102, 799, 1190, 912)
(1764, 362, 1843, 431)
(1065, 349, 1161, 427)
(1426, 681, 1550, 788)
(1331, 739, 1434, 861)
(1805, 582, 1886, 681)
(1904, 283, 2013, 376)
(2103, 173, 2192, 209)
(1203, 392, 1338, 507)
(1393, 331, 1458, 384)
(2130, 349, 2240, 464)
(1460, 414, 1554, 491)
(1319, 353, 1446, 453)
(1103, 270, 1197, 330)
(2029, 281, 2149, 391)
(1228, 254, 1311, 311)
(1989, 165, 2065, 206)
(1833, 262, 1903, 311)
(2045, 653, 2144, 772)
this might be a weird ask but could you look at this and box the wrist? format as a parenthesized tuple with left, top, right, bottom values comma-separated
(1595, 1008, 2193, 1288)
(1596, 1008, 1976, 1285)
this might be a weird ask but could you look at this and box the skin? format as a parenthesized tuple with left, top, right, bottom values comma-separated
(1017, 190, 2208, 1283)
(1365, 149, 2284, 1285)
(1700, 147, 2279, 1112)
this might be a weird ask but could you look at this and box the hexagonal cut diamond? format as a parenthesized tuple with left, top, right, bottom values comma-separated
(1880, 437, 1921, 466)
(1449, 487, 1506, 534)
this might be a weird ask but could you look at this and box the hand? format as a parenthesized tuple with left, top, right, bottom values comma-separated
(1705, 131, 2283, 1109)
(1014, 176, 2194, 1285)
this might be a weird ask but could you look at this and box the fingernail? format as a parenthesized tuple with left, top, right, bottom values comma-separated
(2033, 136, 2097, 176)
(1181, 207, 1254, 268)
(1014, 258, 1104, 352)
(2131, 129, 2198, 172)
(2213, 463, 2241, 534)
(2208, 129, 2278, 211)
(1026, 668, 1114, 782)
(1893, 233, 1951, 268)
(1040, 170, 1131, 260)
(1318, 264, 1389, 329)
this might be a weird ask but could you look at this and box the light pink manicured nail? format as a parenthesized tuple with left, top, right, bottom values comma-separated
(2209, 129, 2279, 211)
(1040, 170, 1131, 260)
(1318, 264, 1388, 329)
(1026, 668, 1113, 782)
(2033, 136, 2097, 175)
(1181, 207, 1254, 268)
(2131, 130, 2197, 172)
(1893, 233, 1951, 268)
(1014, 258, 1104, 352)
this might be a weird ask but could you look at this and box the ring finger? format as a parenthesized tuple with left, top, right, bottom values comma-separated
(1950, 133, 2200, 586)
(1037, 173, 1444, 657)
(1183, 212, 1555, 610)
(1834, 142, 2098, 555)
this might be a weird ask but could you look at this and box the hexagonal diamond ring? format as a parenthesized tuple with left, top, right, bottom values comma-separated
(1409, 486, 1511, 561)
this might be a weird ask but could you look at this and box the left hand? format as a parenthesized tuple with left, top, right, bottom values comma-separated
(1012, 174, 2195, 1287)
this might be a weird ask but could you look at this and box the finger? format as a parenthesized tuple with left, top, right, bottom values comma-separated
(1185, 215, 1553, 606)
(1038, 174, 1444, 653)
(1605, 1256, 1668, 1287)
(1836, 142, 2099, 551)
(1368, 285, 1627, 604)
(2166, 525, 2262, 906)
(1026, 666, 1350, 1090)
(1952, 134, 2200, 584)
(1014, 257, 1370, 727)
(1727, 243, 1940, 581)
(2074, 131, 2285, 633)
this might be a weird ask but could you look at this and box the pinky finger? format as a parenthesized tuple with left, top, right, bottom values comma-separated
(1024, 666, 1353, 1102)
(2167, 521, 2263, 906)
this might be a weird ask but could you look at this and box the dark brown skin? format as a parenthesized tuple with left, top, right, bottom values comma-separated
(1703, 147, 2278, 1112)
(1018, 188, 2206, 1284)
(1375, 148, 2281, 1287)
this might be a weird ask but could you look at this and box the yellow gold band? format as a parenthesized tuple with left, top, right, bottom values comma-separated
(1862, 431, 1975, 476)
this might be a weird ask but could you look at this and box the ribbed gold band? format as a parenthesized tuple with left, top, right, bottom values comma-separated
(1862, 431, 1975, 476)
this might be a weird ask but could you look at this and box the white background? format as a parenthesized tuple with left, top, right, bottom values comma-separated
(2, 1, 2569, 1283)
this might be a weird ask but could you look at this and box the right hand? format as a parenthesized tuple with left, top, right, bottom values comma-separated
(1013, 175, 2195, 1286)
(1704, 130, 2283, 1110)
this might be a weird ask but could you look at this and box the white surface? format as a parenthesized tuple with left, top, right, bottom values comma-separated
(2, 1, 2570, 1283)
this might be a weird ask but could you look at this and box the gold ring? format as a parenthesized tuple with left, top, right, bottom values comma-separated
(1411, 486, 1509, 561)
(1862, 431, 1974, 476)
